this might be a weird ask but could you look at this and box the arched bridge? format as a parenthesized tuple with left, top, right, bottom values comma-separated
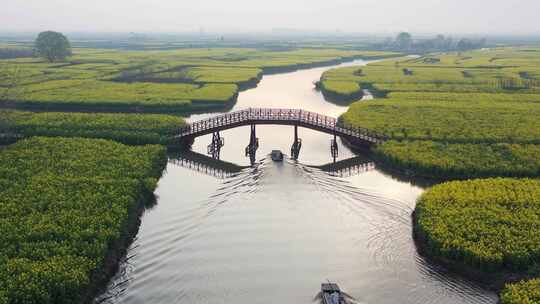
(175, 108, 387, 164)
(176, 108, 386, 144)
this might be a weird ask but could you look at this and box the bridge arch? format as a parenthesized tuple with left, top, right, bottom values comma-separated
(175, 108, 387, 163)
(175, 108, 386, 144)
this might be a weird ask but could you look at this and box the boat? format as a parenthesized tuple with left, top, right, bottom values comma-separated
(321, 283, 346, 304)
(270, 150, 284, 161)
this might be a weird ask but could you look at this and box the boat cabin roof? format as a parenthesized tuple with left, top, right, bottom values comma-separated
(321, 283, 341, 293)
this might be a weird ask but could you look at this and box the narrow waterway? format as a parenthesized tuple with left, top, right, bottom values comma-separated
(97, 59, 498, 304)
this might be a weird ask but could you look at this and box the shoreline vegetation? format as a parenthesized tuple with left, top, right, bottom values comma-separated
(0, 137, 167, 304)
(413, 179, 540, 302)
(2, 41, 540, 303)
(0, 47, 399, 114)
(0, 47, 400, 303)
(317, 66, 367, 103)
(0, 110, 186, 146)
(0, 49, 399, 150)
(324, 47, 540, 302)
(326, 48, 540, 180)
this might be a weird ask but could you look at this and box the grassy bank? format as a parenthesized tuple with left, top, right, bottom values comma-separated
(318, 66, 366, 102)
(0, 137, 167, 304)
(333, 47, 540, 179)
(501, 279, 540, 304)
(342, 99, 540, 143)
(374, 140, 540, 180)
(415, 178, 540, 273)
(0, 110, 185, 145)
(0, 48, 398, 113)
(414, 178, 540, 300)
(334, 47, 540, 301)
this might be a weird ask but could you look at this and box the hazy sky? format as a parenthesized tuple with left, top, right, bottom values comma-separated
(3, 0, 540, 34)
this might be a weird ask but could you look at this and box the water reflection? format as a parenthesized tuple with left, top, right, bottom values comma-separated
(170, 151, 377, 180)
(169, 151, 248, 179)
(97, 58, 498, 304)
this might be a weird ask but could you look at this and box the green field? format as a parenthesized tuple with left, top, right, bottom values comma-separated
(415, 178, 540, 302)
(2, 40, 539, 304)
(343, 99, 540, 143)
(501, 279, 540, 304)
(0, 137, 167, 303)
(0, 48, 398, 113)
(375, 141, 540, 179)
(330, 47, 540, 179)
(331, 47, 540, 93)
(323, 47, 540, 98)
(415, 178, 540, 272)
(1, 110, 185, 145)
(335, 48, 540, 301)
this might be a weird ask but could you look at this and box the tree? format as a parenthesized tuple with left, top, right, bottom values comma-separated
(457, 38, 473, 51)
(395, 32, 413, 50)
(34, 31, 72, 62)
(433, 34, 446, 49)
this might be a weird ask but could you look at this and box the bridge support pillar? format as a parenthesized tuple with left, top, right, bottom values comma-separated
(207, 131, 224, 159)
(290, 125, 302, 160)
(330, 133, 338, 163)
(245, 124, 259, 165)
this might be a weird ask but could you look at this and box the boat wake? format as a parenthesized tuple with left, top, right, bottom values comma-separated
(96, 155, 497, 304)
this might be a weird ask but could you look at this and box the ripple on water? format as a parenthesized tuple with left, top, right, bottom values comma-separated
(95, 58, 495, 303)
(96, 157, 497, 304)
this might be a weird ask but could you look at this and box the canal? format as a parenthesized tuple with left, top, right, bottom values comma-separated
(97, 59, 498, 304)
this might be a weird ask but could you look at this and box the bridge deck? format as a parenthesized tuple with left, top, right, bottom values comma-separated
(176, 108, 386, 144)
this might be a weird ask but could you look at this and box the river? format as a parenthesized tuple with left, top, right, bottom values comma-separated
(97, 59, 498, 304)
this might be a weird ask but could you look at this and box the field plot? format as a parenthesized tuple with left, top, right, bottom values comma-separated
(416, 178, 540, 272)
(322, 48, 540, 99)
(0, 137, 167, 304)
(415, 178, 540, 302)
(0, 48, 397, 113)
(342, 99, 540, 143)
(501, 279, 540, 304)
(375, 141, 540, 179)
(333, 47, 540, 179)
(1, 110, 185, 145)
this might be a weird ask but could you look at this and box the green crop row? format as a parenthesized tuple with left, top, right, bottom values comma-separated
(415, 178, 540, 272)
(146, 67, 262, 85)
(375, 140, 540, 179)
(0, 137, 167, 304)
(342, 99, 540, 144)
(321, 47, 540, 101)
(330, 47, 540, 180)
(386, 92, 540, 103)
(10, 80, 237, 112)
(0, 47, 398, 113)
(0, 110, 185, 145)
(501, 279, 540, 304)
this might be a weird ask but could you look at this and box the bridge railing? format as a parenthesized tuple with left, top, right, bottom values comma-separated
(177, 108, 388, 144)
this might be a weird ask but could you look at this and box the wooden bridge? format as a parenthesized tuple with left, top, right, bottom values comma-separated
(175, 108, 387, 163)
(175, 108, 387, 144)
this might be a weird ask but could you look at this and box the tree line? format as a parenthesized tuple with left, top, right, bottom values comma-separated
(375, 32, 487, 53)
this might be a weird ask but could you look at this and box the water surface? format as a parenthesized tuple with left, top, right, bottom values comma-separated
(98, 59, 498, 304)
